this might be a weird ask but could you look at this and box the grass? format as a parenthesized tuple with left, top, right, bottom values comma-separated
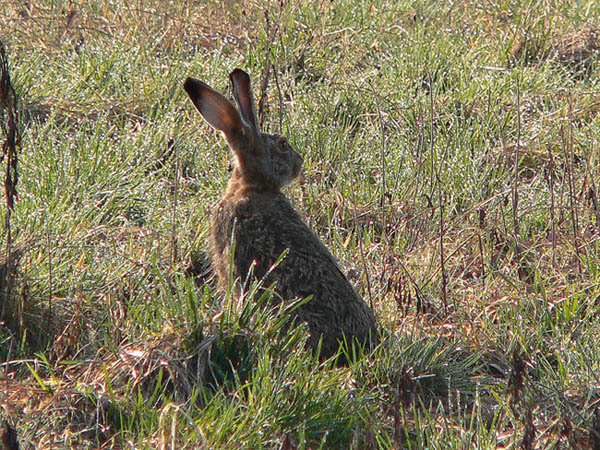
(1, 0, 600, 448)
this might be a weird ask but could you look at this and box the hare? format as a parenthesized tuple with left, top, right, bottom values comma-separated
(184, 69, 377, 361)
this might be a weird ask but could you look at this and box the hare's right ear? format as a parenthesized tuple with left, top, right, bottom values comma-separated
(184, 77, 242, 138)
(229, 69, 258, 130)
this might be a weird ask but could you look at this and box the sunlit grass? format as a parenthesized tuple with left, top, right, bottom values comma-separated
(1, 0, 600, 448)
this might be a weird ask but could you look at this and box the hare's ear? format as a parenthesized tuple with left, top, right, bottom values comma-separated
(184, 77, 242, 137)
(230, 69, 258, 130)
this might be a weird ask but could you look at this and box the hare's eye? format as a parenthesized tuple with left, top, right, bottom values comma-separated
(277, 140, 287, 152)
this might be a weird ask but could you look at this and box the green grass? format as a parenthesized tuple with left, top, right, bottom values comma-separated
(2, 0, 600, 448)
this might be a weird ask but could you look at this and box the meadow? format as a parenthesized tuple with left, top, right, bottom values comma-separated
(1, 0, 600, 448)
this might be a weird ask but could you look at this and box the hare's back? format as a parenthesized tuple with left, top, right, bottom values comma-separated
(230, 192, 346, 288)
(228, 192, 377, 340)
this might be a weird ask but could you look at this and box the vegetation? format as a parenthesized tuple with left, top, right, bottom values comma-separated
(1, 0, 600, 448)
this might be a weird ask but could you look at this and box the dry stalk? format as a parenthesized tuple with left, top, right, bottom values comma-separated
(0, 40, 20, 323)
(45, 208, 53, 336)
(370, 82, 387, 242)
(273, 65, 283, 133)
(568, 93, 581, 274)
(349, 172, 374, 311)
(370, 81, 388, 288)
(0, 40, 20, 419)
(257, 9, 278, 129)
(547, 143, 556, 267)
(512, 74, 521, 237)
(477, 231, 486, 280)
(562, 94, 582, 274)
(438, 185, 447, 314)
(258, 56, 271, 129)
(584, 150, 600, 226)
(257, 1, 291, 131)
(170, 138, 179, 268)
(496, 113, 509, 237)
(428, 74, 447, 313)
(412, 110, 425, 206)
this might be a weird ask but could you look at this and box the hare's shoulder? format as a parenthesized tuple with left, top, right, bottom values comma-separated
(233, 193, 358, 293)
(233, 192, 329, 254)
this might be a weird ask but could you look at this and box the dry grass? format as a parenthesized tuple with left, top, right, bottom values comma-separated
(1, 0, 600, 448)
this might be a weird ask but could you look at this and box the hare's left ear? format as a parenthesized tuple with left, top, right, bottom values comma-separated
(184, 77, 243, 139)
(230, 69, 258, 130)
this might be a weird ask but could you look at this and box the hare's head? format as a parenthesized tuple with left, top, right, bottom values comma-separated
(184, 69, 303, 192)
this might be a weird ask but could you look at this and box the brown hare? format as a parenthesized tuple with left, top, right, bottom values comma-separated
(184, 69, 377, 361)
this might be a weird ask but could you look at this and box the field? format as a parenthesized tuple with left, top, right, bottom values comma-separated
(1, 0, 600, 448)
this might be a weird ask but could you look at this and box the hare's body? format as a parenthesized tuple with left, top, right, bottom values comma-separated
(184, 69, 377, 360)
(213, 188, 377, 357)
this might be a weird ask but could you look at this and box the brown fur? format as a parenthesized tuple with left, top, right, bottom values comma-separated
(184, 69, 378, 360)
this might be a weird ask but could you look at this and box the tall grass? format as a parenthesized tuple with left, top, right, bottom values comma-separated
(1, 0, 600, 448)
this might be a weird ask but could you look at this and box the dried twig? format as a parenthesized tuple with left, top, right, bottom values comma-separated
(0, 420, 20, 450)
(273, 65, 283, 134)
(257, 11, 277, 129)
(427, 74, 447, 313)
(477, 230, 486, 280)
(509, 348, 526, 409)
(349, 172, 374, 311)
(258, 58, 271, 130)
(561, 95, 582, 274)
(370, 82, 388, 290)
(0, 40, 20, 422)
(45, 209, 53, 336)
(567, 94, 581, 274)
(0, 40, 20, 323)
(512, 74, 521, 237)
(170, 138, 179, 267)
(547, 144, 556, 267)
(370, 82, 387, 242)
(438, 188, 447, 313)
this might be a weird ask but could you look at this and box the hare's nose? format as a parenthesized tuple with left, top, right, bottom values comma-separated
(293, 155, 303, 178)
